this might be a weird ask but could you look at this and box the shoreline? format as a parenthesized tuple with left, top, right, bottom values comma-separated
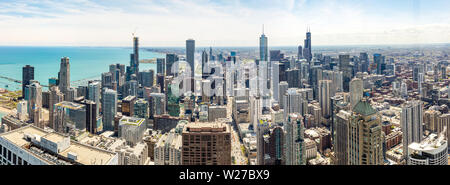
(0, 106, 13, 115)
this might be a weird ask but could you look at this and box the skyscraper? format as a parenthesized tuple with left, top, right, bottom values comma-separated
(318, 80, 332, 118)
(374, 53, 385, 75)
(166, 53, 179, 76)
(27, 81, 43, 128)
(285, 113, 306, 165)
(87, 81, 101, 117)
(335, 110, 351, 165)
(186, 39, 195, 78)
(339, 55, 351, 92)
(349, 99, 383, 165)
(259, 25, 268, 62)
(297, 45, 303, 60)
(350, 78, 363, 109)
(401, 100, 423, 158)
(22, 65, 34, 99)
(201, 50, 209, 79)
(58, 57, 70, 98)
(49, 86, 64, 130)
(181, 122, 231, 165)
(157, 58, 165, 75)
(303, 28, 312, 62)
(133, 36, 139, 76)
(102, 88, 117, 131)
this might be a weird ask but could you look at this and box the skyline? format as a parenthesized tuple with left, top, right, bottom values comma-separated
(0, 0, 450, 47)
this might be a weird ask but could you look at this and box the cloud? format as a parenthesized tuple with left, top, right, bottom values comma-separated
(0, 0, 448, 46)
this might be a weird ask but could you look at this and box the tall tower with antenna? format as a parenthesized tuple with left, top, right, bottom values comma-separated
(259, 24, 268, 62)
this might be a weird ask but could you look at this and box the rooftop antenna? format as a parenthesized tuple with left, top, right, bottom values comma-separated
(262, 24, 265, 35)
(132, 27, 138, 37)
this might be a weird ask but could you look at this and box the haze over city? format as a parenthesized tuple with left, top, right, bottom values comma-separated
(0, 0, 449, 47)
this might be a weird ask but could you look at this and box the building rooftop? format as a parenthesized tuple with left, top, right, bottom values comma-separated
(0, 125, 117, 165)
(119, 116, 145, 126)
(353, 100, 377, 116)
(54, 101, 85, 110)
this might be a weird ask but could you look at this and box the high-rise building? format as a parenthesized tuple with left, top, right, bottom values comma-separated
(53, 101, 86, 133)
(58, 57, 70, 98)
(335, 110, 351, 165)
(259, 26, 268, 62)
(348, 100, 383, 165)
(278, 81, 289, 109)
(407, 129, 448, 165)
(186, 39, 195, 78)
(166, 53, 179, 76)
(87, 81, 101, 117)
(134, 98, 149, 120)
(257, 118, 270, 165)
(283, 88, 308, 119)
(102, 88, 117, 131)
(49, 86, 64, 130)
(297, 45, 303, 60)
(201, 50, 209, 79)
(349, 78, 363, 109)
(122, 95, 136, 117)
(118, 116, 146, 147)
(374, 53, 385, 75)
(22, 65, 34, 99)
(132, 36, 139, 76)
(339, 55, 351, 92)
(181, 122, 231, 165)
(401, 100, 423, 158)
(27, 81, 43, 128)
(139, 69, 154, 88)
(303, 28, 312, 62)
(149, 93, 165, 119)
(318, 80, 332, 118)
(285, 113, 306, 165)
(157, 58, 165, 75)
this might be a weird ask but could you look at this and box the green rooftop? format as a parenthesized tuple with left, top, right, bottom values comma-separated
(353, 100, 377, 116)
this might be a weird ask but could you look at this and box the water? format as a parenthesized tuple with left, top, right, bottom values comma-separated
(0, 46, 164, 91)
(0, 112, 5, 121)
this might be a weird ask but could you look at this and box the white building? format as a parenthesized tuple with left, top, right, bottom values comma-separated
(118, 116, 146, 147)
(408, 128, 448, 165)
(0, 125, 118, 165)
(154, 131, 182, 165)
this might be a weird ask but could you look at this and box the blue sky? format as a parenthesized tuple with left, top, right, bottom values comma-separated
(0, 0, 449, 46)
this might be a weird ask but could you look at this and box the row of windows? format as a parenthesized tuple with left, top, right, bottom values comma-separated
(0, 144, 30, 165)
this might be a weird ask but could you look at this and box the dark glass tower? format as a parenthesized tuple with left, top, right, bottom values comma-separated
(22, 65, 34, 98)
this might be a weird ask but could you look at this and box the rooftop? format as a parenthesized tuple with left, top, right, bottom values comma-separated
(0, 125, 117, 165)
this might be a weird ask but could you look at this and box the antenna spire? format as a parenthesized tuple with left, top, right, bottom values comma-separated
(262, 24, 265, 35)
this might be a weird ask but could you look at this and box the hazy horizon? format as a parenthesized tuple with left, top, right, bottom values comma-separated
(0, 0, 449, 47)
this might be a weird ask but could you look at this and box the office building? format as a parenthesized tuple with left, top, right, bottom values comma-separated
(0, 125, 118, 165)
(49, 86, 64, 130)
(349, 78, 363, 109)
(259, 26, 268, 62)
(186, 39, 195, 78)
(407, 130, 448, 165)
(53, 101, 86, 133)
(401, 100, 424, 158)
(118, 116, 146, 147)
(318, 80, 332, 118)
(348, 100, 383, 165)
(59, 57, 70, 97)
(22, 65, 34, 99)
(181, 121, 231, 165)
(339, 55, 351, 92)
(154, 131, 182, 165)
(102, 89, 117, 131)
(285, 113, 306, 165)
(122, 95, 136, 117)
(27, 81, 43, 128)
